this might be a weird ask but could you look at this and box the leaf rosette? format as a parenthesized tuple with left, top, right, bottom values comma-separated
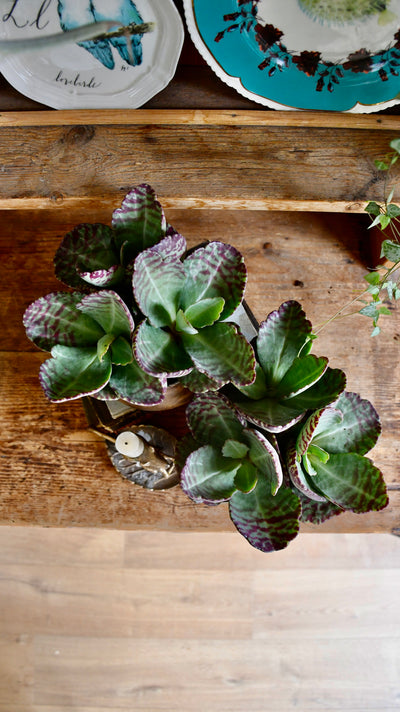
(231, 301, 346, 432)
(133, 236, 256, 389)
(23, 289, 165, 405)
(179, 392, 300, 553)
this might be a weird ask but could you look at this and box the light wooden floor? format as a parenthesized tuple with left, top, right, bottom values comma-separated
(0, 528, 399, 712)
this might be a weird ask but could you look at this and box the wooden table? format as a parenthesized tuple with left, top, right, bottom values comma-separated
(1, 4, 399, 534)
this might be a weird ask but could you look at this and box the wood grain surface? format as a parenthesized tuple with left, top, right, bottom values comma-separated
(1, 204, 399, 532)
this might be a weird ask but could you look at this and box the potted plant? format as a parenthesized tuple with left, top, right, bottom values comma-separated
(23, 184, 388, 553)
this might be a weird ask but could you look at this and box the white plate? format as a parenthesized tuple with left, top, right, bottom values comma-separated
(0, 0, 184, 109)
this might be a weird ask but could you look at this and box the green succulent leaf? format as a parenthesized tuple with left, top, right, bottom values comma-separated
(381, 239, 400, 263)
(286, 443, 327, 502)
(181, 242, 247, 320)
(296, 407, 342, 459)
(77, 290, 134, 339)
(234, 362, 268, 400)
(109, 360, 166, 407)
(309, 453, 388, 513)
(244, 429, 283, 494)
(229, 478, 301, 553)
(233, 397, 305, 433)
(23, 292, 105, 351)
(79, 264, 125, 288)
(133, 244, 186, 327)
(180, 445, 240, 504)
(182, 322, 256, 387)
(278, 355, 328, 398)
(112, 184, 166, 257)
(110, 336, 133, 366)
(298, 492, 343, 524)
(180, 368, 221, 393)
(150, 231, 187, 261)
(186, 393, 245, 449)
(175, 309, 198, 335)
(256, 301, 312, 386)
(135, 321, 193, 377)
(283, 368, 346, 412)
(234, 462, 258, 493)
(312, 391, 381, 455)
(97, 333, 114, 361)
(39, 345, 112, 402)
(184, 297, 225, 329)
(54, 223, 119, 290)
(222, 440, 249, 459)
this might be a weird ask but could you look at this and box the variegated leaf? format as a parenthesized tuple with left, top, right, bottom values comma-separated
(23, 292, 104, 351)
(180, 368, 222, 393)
(109, 361, 166, 407)
(284, 367, 346, 411)
(229, 479, 301, 553)
(256, 301, 312, 386)
(149, 233, 187, 261)
(310, 453, 388, 513)
(277, 355, 328, 398)
(39, 345, 112, 402)
(313, 391, 381, 456)
(133, 248, 186, 327)
(181, 242, 247, 320)
(54, 223, 118, 289)
(180, 445, 240, 504)
(186, 393, 244, 449)
(295, 407, 343, 459)
(286, 442, 327, 502)
(233, 397, 305, 433)
(79, 264, 125, 288)
(112, 184, 166, 254)
(182, 323, 255, 386)
(298, 492, 343, 524)
(244, 429, 283, 494)
(134, 321, 193, 377)
(77, 290, 134, 339)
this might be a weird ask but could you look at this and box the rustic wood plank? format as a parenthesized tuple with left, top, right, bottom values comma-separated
(0, 112, 398, 210)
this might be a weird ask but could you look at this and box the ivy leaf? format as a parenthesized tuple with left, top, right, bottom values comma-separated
(309, 453, 388, 513)
(181, 242, 247, 320)
(365, 201, 381, 216)
(387, 204, 400, 218)
(182, 323, 256, 387)
(133, 247, 186, 327)
(229, 479, 301, 553)
(39, 345, 112, 402)
(364, 271, 380, 286)
(256, 301, 312, 386)
(78, 290, 134, 339)
(180, 445, 240, 504)
(374, 159, 389, 171)
(23, 292, 104, 351)
(390, 138, 400, 154)
(381, 239, 400, 262)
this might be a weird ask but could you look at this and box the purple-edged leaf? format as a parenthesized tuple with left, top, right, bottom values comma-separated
(298, 493, 343, 524)
(256, 301, 312, 386)
(109, 361, 166, 407)
(39, 345, 112, 402)
(180, 445, 240, 504)
(181, 242, 247, 320)
(23, 292, 104, 351)
(77, 290, 134, 339)
(284, 368, 346, 411)
(135, 321, 193, 377)
(112, 184, 166, 255)
(277, 355, 328, 398)
(235, 362, 268, 400)
(97, 333, 114, 361)
(287, 442, 327, 502)
(310, 453, 388, 513)
(185, 298, 225, 329)
(296, 407, 343, 459)
(133, 248, 186, 327)
(79, 264, 125, 288)
(110, 336, 133, 366)
(180, 368, 221, 393)
(175, 310, 198, 335)
(54, 223, 118, 289)
(313, 392, 381, 456)
(244, 429, 283, 494)
(229, 479, 301, 553)
(233, 397, 305, 433)
(234, 462, 258, 493)
(182, 323, 256, 386)
(186, 393, 244, 449)
(92, 383, 119, 400)
(149, 232, 187, 261)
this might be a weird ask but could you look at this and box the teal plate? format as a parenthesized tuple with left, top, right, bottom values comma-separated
(183, 0, 400, 112)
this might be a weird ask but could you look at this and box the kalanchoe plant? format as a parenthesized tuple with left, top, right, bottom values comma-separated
(23, 183, 388, 554)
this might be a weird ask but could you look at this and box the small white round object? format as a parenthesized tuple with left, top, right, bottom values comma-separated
(115, 431, 145, 458)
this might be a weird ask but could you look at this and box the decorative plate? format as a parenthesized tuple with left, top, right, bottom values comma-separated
(0, 0, 184, 109)
(183, 0, 400, 112)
